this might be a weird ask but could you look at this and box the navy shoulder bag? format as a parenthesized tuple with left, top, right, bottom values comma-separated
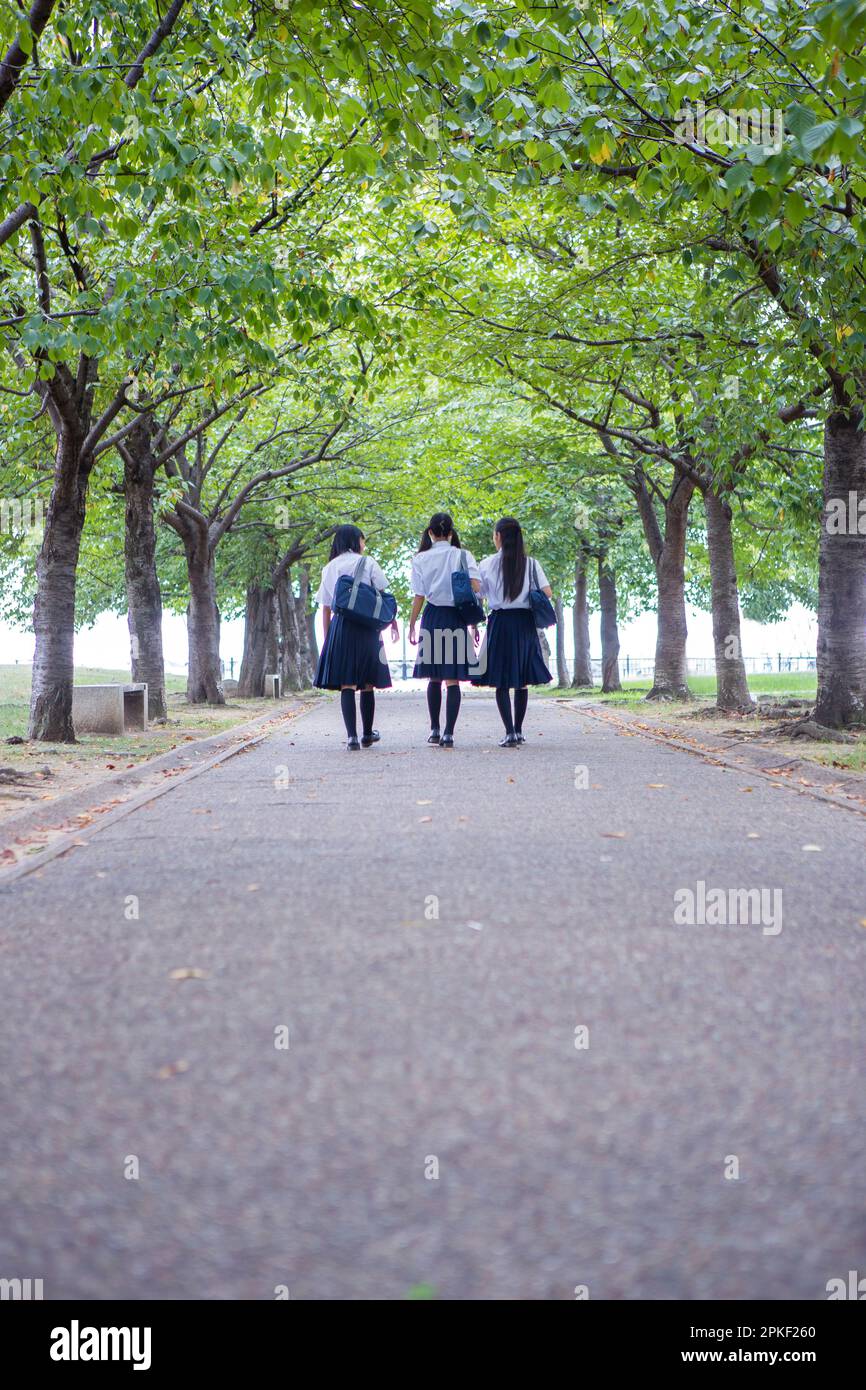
(333, 556, 398, 631)
(450, 548, 486, 625)
(527, 558, 556, 628)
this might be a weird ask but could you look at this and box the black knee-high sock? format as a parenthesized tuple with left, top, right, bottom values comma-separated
(443, 684, 461, 736)
(340, 688, 358, 738)
(514, 687, 528, 732)
(359, 689, 375, 736)
(495, 687, 514, 735)
(427, 680, 442, 730)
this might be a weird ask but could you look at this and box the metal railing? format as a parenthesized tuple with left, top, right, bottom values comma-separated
(387, 654, 818, 682)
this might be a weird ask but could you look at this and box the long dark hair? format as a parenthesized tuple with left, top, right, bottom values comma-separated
(417, 511, 461, 553)
(329, 524, 365, 560)
(495, 516, 527, 601)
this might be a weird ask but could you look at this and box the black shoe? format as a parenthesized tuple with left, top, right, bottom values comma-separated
(427, 729, 441, 745)
(515, 731, 526, 744)
(347, 736, 361, 751)
(440, 733, 455, 748)
(499, 733, 518, 748)
(361, 729, 380, 747)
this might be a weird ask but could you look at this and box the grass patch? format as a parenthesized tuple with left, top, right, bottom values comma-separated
(543, 672, 817, 704)
(0, 665, 315, 829)
(0, 665, 188, 740)
(804, 741, 866, 773)
(689, 672, 817, 698)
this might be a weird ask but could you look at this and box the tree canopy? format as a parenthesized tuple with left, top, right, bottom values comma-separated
(2, 1, 865, 734)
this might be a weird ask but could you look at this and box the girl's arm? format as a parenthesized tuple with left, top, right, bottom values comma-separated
(408, 593, 425, 643)
(322, 605, 332, 637)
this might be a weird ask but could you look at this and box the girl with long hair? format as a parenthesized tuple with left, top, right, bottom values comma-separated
(472, 516, 553, 746)
(408, 511, 481, 748)
(313, 525, 399, 750)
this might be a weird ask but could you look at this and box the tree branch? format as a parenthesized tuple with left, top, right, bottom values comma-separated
(0, 0, 56, 115)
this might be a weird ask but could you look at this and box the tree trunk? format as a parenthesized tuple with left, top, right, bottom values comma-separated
(28, 430, 87, 741)
(553, 596, 569, 686)
(276, 576, 304, 691)
(183, 531, 224, 704)
(237, 583, 274, 698)
(635, 474, 694, 700)
(703, 486, 753, 712)
(267, 590, 280, 677)
(815, 408, 866, 727)
(301, 564, 319, 666)
(297, 565, 316, 683)
(598, 557, 622, 693)
(571, 552, 593, 687)
(123, 419, 167, 721)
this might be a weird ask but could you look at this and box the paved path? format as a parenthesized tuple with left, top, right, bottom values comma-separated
(1, 691, 864, 1300)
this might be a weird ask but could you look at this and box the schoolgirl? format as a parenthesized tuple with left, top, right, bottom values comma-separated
(313, 525, 399, 750)
(472, 516, 553, 746)
(408, 511, 481, 748)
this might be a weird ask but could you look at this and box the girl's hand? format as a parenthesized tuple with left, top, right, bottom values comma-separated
(390, 620, 400, 643)
(471, 626, 480, 647)
(409, 625, 418, 646)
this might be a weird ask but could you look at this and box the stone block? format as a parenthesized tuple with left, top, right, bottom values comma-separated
(72, 683, 148, 736)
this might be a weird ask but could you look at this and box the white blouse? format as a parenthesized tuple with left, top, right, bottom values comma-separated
(315, 552, 388, 610)
(479, 552, 551, 610)
(410, 540, 481, 606)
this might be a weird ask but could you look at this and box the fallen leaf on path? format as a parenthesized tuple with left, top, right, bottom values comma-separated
(419, 816, 433, 823)
(417, 799, 432, 805)
(747, 833, 760, 839)
(860, 919, 866, 928)
(802, 844, 822, 852)
(466, 921, 484, 931)
(169, 967, 209, 981)
(647, 783, 667, 789)
(157, 1060, 189, 1079)
(601, 831, 628, 839)
(246, 884, 259, 892)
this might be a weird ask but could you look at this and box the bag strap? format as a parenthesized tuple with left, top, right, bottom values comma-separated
(349, 554, 368, 608)
(458, 547, 469, 575)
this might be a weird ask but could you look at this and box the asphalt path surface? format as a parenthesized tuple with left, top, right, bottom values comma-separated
(1, 690, 864, 1300)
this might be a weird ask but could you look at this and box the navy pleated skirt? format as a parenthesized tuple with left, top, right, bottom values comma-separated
(413, 602, 475, 681)
(471, 608, 552, 688)
(314, 613, 393, 690)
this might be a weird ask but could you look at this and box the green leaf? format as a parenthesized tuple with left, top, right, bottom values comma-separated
(801, 120, 839, 155)
(784, 190, 809, 227)
(724, 162, 752, 191)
